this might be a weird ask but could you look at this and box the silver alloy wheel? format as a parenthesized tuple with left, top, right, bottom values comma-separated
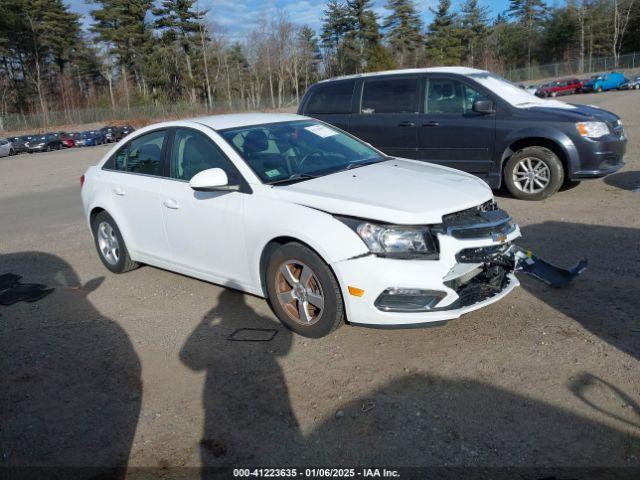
(97, 221, 120, 265)
(275, 260, 324, 325)
(512, 157, 551, 194)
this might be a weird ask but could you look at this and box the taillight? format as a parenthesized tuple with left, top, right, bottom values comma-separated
(80, 174, 85, 188)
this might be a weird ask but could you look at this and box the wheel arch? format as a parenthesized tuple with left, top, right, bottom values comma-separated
(258, 236, 341, 298)
(500, 135, 574, 181)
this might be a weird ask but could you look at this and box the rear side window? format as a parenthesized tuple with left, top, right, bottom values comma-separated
(110, 130, 166, 176)
(304, 81, 355, 114)
(361, 77, 419, 114)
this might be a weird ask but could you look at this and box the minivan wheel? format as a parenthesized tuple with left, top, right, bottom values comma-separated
(596, 86, 603, 93)
(92, 211, 139, 274)
(503, 146, 564, 201)
(266, 242, 344, 338)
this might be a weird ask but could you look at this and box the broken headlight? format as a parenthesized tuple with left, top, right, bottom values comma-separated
(336, 216, 438, 259)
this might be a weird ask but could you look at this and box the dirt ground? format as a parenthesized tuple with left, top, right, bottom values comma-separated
(1, 91, 639, 476)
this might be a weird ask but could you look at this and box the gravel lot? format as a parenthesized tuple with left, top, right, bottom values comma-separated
(1, 92, 639, 474)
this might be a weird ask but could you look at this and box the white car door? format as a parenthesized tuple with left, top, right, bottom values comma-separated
(0, 140, 9, 157)
(159, 127, 252, 288)
(103, 129, 172, 262)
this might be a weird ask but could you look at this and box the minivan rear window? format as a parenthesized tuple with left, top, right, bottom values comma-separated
(304, 80, 355, 114)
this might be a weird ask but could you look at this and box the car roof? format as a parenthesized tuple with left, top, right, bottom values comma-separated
(185, 113, 310, 131)
(318, 66, 486, 83)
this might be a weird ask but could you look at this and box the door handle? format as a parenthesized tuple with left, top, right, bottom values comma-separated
(112, 187, 125, 196)
(422, 121, 440, 127)
(398, 121, 416, 127)
(162, 198, 179, 210)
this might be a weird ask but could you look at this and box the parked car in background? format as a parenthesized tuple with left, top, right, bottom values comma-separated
(26, 134, 63, 153)
(619, 75, 640, 90)
(121, 125, 135, 137)
(536, 78, 583, 97)
(299, 67, 627, 200)
(76, 130, 107, 147)
(61, 132, 79, 148)
(581, 72, 626, 92)
(0, 138, 14, 157)
(100, 126, 123, 143)
(8, 136, 31, 154)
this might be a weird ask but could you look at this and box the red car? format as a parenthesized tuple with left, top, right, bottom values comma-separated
(60, 132, 78, 148)
(536, 78, 583, 97)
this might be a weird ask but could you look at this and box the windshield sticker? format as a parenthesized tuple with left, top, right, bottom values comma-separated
(304, 124, 338, 138)
(265, 169, 281, 178)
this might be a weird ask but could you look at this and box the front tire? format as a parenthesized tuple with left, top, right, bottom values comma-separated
(503, 146, 564, 201)
(266, 242, 344, 338)
(92, 211, 139, 274)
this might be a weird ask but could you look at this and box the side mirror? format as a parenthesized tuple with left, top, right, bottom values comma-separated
(472, 99, 495, 115)
(189, 168, 238, 192)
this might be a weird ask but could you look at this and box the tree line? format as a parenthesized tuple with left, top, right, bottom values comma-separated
(1, 0, 639, 124)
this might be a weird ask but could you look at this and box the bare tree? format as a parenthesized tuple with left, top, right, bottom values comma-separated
(612, 0, 636, 66)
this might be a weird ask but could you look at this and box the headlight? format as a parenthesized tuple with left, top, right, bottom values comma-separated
(576, 121, 610, 138)
(337, 217, 438, 259)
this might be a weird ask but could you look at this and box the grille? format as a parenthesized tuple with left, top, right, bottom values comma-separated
(441, 266, 510, 309)
(436, 203, 516, 240)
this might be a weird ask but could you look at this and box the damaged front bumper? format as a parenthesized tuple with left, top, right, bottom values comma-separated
(333, 203, 586, 329)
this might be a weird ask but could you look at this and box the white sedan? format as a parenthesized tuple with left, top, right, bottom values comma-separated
(81, 113, 521, 337)
(0, 138, 14, 157)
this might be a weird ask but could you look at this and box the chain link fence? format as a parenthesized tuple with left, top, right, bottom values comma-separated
(503, 52, 640, 83)
(3, 52, 640, 133)
(1, 97, 298, 134)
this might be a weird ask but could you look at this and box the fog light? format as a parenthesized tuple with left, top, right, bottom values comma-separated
(374, 288, 446, 312)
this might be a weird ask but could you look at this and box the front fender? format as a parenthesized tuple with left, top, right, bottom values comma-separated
(244, 196, 369, 295)
(498, 127, 579, 173)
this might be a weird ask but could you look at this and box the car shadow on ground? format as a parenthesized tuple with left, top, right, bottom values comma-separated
(1, 251, 141, 478)
(604, 170, 640, 191)
(181, 288, 639, 472)
(518, 221, 640, 362)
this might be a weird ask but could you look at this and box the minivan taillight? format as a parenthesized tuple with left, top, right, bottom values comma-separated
(80, 174, 85, 188)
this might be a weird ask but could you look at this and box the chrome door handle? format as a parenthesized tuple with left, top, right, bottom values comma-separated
(398, 121, 416, 127)
(162, 198, 179, 210)
(112, 187, 125, 196)
(422, 121, 440, 127)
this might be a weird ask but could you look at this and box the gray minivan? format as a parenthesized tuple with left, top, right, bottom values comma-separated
(298, 67, 626, 200)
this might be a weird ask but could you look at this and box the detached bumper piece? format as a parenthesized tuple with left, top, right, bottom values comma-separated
(513, 247, 587, 288)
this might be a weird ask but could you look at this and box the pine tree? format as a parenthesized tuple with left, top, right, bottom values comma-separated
(507, 0, 548, 79)
(298, 26, 322, 89)
(383, 0, 423, 68)
(321, 0, 354, 75)
(91, 0, 153, 108)
(425, 0, 463, 66)
(347, 0, 387, 72)
(459, 0, 490, 67)
(152, 0, 207, 104)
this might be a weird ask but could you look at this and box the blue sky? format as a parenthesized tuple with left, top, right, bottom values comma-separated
(68, 0, 516, 37)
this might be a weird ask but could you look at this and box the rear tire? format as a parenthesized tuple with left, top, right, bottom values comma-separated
(503, 146, 564, 201)
(92, 211, 139, 274)
(597, 86, 603, 93)
(266, 242, 344, 338)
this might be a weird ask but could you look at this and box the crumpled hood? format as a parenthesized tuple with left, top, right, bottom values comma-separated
(273, 159, 493, 224)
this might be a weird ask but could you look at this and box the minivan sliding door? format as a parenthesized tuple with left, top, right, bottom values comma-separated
(348, 76, 419, 160)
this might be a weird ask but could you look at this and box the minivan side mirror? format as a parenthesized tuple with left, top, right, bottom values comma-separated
(472, 99, 495, 115)
(189, 168, 238, 191)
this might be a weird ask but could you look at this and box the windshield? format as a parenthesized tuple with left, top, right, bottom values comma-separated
(467, 71, 576, 109)
(219, 120, 385, 184)
(467, 71, 545, 106)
